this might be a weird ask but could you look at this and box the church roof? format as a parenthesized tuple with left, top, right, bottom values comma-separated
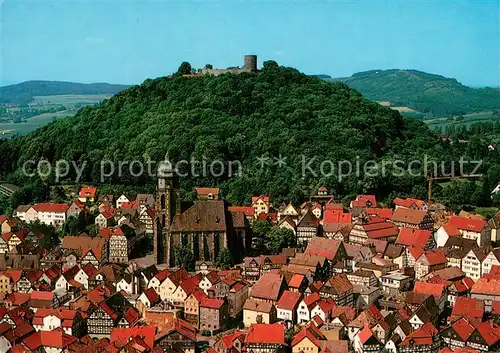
(171, 200, 227, 233)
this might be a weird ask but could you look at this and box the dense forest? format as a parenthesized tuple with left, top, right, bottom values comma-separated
(332, 70, 500, 116)
(0, 81, 130, 105)
(0, 62, 499, 211)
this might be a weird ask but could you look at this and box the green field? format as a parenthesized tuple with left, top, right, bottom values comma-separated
(424, 111, 498, 130)
(0, 94, 112, 138)
(29, 94, 112, 108)
(0, 110, 75, 137)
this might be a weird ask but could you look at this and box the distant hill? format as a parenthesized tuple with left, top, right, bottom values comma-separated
(331, 70, 500, 116)
(0, 81, 131, 105)
(0, 64, 446, 205)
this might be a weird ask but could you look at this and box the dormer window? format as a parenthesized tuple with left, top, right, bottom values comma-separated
(215, 217, 220, 223)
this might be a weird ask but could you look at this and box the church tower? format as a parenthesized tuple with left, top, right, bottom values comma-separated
(154, 155, 181, 266)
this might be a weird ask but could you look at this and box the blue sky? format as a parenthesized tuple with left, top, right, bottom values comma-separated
(1, 0, 499, 87)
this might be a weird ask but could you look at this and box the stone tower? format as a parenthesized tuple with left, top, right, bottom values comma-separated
(154, 156, 181, 266)
(244, 55, 258, 72)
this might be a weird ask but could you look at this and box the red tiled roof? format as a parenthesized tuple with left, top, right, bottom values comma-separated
(408, 246, 424, 260)
(303, 292, 321, 308)
(228, 206, 255, 217)
(323, 209, 352, 224)
(110, 326, 156, 350)
(401, 322, 437, 346)
(442, 224, 461, 237)
(6, 293, 30, 306)
(475, 321, 499, 346)
(81, 263, 97, 277)
(120, 201, 140, 209)
(5, 269, 22, 283)
(122, 307, 140, 325)
(291, 324, 325, 347)
(393, 197, 426, 208)
(219, 331, 246, 349)
(288, 274, 305, 288)
(99, 227, 125, 240)
(448, 216, 487, 233)
(195, 187, 220, 196)
(251, 195, 270, 205)
(79, 186, 97, 198)
(23, 330, 77, 349)
(30, 291, 53, 301)
(351, 195, 377, 208)
(200, 297, 224, 309)
(142, 288, 160, 304)
(32, 203, 69, 213)
(276, 290, 301, 311)
(154, 269, 171, 283)
(492, 300, 500, 315)
(357, 325, 376, 344)
(100, 209, 115, 220)
(413, 282, 445, 298)
(367, 208, 393, 219)
(257, 212, 278, 222)
(250, 272, 284, 301)
(450, 317, 475, 341)
(245, 323, 284, 345)
(304, 238, 343, 261)
(420, 249, 447, 265)
(396, 228, 432, 247)
(451, 297, 484, 320)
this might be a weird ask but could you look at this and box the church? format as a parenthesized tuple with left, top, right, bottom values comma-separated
(153, 159, 250, 267)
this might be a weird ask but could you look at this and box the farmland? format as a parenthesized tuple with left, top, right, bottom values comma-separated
(0, 94, 112, 137)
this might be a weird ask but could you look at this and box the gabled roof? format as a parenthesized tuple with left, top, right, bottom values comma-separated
(171, 200, 227, 232)
(322, 273, 353, 295)
(288, 274, 305, 288)
(393, 197, 426, 209)
(418, 249, 447, 265)
(141, 288, 160, 305)
(351, 195, 377, 208)
(243, 298, 274, 313)
(228, 206, 255, 217)
(245, 323, 284, 345)
(110, 326, 156, 350)
(32, 203, 69, 213)
(250, 272, 284, 301)
(304, 238, 343, 261)
(400, 322, 437, 346)
(297, 209, 319, 228)
(391, 207, 429, 225)
(447, 317, 475, 341)
(30, 291, 54, 301)
(475, 321, 499, 346)
(276, 290, 301, 311)
(448, 216, 487, 233)
(396, 228, 432, 247)
(413, 282, 446, 298)
(200, 297, 224, 309)
(166, 268, 190, 287)
(451, 297, 484, 321)
(357, 325, 379, 345)
(79, 186, 97, 198)
(291, 324, 325, 347)
(322, 209, 352, 224)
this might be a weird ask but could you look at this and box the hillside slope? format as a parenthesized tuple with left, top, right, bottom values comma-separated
(0, 63, 453, 204)
(332, 70, 500, 116)
(0, 81, 130, 105)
